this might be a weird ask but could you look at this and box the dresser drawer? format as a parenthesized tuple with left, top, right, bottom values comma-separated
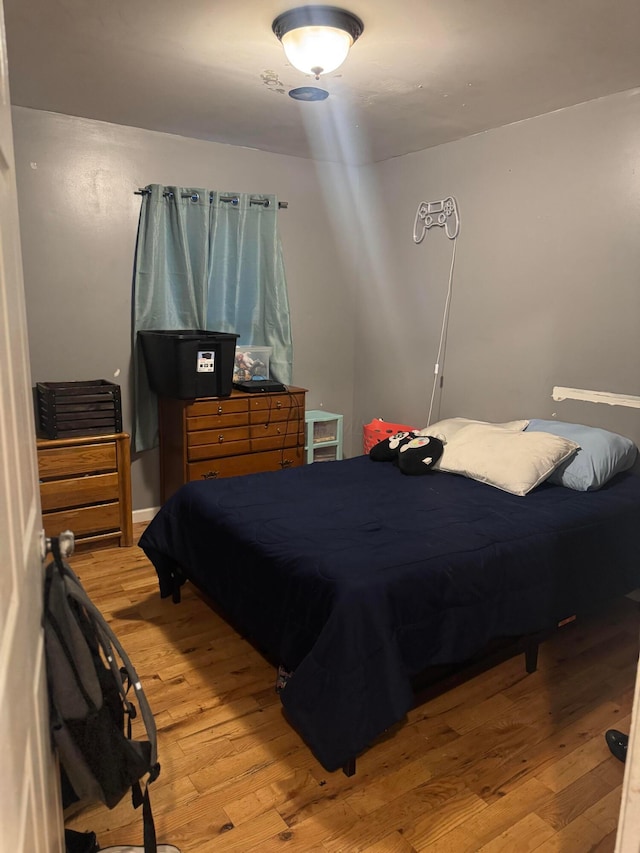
(250, 432, 304, 454)
(249, 392, 305, 415)
(40, 472, 119, 511)
(38, 442, 117, 479)
(185, 398, 249, 417)
(42, 502, 122, 540)
(250, 407, 304, 426)
(188, 446, 304, 481)
(249, 421, 303, 440)
(187, 411, 250, 431)
(188, 438, 252, 461)
(188, 425, 250, 448)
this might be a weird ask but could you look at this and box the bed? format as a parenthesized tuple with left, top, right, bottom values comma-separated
(139, 421, 640, 773)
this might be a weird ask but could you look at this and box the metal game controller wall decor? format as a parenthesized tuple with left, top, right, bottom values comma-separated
(412, 196, 460, 243)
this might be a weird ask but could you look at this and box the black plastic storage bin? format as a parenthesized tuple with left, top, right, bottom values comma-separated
(139, 330, 239, 399)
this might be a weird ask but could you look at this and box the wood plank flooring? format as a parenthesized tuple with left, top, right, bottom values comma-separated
(66, 523, 638, 852)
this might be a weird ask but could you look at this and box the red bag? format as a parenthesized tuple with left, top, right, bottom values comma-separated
(363, 418, 418, 455)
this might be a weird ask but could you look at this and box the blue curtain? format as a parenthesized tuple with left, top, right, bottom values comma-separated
(132, 185, 293, 452)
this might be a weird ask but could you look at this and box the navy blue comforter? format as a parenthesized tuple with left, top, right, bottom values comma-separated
(139, 456, 640, 771)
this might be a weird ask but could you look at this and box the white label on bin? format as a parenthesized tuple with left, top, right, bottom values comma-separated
(197, 351, 215, 373)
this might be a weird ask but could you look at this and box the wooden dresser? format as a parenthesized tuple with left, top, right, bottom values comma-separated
(158, 386, 307, 502)
(37, 432, 133, 548)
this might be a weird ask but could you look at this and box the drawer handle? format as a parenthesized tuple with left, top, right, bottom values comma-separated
(280, 459, 293, 468)
(218, 434, 224, 443)
(217, 405, 223, 414)
(202, 471, 220, 480)
(276, 427, 282, 435)
(276, 400, 282, 409)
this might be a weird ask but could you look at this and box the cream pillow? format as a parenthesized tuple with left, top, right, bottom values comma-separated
(419, 417, 529, 443)
(438, 423, 579, 496)
(419, 418, 530, 470)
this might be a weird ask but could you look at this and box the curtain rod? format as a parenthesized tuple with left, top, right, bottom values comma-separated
(134, 188, 288, 209)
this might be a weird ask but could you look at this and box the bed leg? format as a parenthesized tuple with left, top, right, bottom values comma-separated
(342, 757, 356, 777)
(525, 640, 539, 673)
(171, 574, 182, 604)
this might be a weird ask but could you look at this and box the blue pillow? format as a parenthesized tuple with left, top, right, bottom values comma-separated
(525, 419, 637, 491)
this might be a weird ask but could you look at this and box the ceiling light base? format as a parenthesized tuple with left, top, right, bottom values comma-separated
(288, 86, 330, 101)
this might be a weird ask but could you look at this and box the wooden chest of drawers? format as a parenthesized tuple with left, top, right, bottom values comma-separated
(37, 432, 133, 548)
(159, 386, 307, 502)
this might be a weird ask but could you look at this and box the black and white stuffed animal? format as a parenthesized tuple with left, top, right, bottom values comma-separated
(369, 430, 420, 462)
(397, 435, 444, 475)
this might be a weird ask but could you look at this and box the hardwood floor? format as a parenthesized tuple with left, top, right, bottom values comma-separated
(66, 522, 638, 852)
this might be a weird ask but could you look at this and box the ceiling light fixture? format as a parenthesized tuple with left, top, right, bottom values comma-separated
(272, 5, 364, 80)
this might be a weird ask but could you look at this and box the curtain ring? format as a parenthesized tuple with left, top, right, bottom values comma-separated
(190, 192, 199, 203)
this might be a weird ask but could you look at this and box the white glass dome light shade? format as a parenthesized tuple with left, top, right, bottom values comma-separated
(281, 25, 353, 78)
(273, 6, 364, 80)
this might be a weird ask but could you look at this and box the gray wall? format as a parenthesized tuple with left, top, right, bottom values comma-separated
(13, 88, 640, 511)
(353, 89, 640, 448)
(12, 108, 358, 511)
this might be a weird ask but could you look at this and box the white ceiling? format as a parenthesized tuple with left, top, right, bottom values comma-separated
(4, 0, 640, 165)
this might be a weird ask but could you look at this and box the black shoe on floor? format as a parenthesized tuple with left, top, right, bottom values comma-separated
(605, 729, 628, 763)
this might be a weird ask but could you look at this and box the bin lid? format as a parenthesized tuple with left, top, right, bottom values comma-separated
(139, 329, 240, 340)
